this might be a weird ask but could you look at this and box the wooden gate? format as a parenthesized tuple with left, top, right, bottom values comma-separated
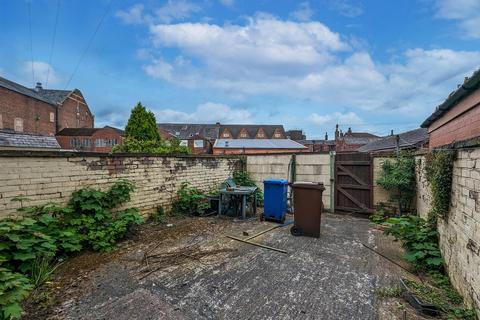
(335, 152, 373, 214)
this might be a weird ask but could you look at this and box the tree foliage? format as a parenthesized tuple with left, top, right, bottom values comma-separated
(124, 102, 160, 141)
(376, 154, 416, 214)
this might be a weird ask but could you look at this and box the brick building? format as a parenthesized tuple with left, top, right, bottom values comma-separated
(334, 125, 381, 152)
(157, 123, 287, 154)
(55, 126, 124, 153)
(0, 77, 94, 136)
(213, 139, 307, 155)
(422, 69, 480, 149)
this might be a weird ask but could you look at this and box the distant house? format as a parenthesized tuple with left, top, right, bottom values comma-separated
(335, 125, 381, 152)
(157, 122, 287, 154)
(0, 131, 61, 151)
(285, 129, 306, 141)
(213, 139, 307, 155)
(299, 139, 336, 152)
(0, 77, 94, 136)
(55, 126, 124, 153)
(421, 69, 480, 149)
(357, 128, 429, 154)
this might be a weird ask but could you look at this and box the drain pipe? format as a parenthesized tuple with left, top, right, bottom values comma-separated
(329, 151, 335, 212)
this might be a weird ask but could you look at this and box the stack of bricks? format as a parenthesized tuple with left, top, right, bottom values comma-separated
(0, 152, 241, 218)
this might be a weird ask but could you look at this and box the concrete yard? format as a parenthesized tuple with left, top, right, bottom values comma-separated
(24, 213, 424, 320)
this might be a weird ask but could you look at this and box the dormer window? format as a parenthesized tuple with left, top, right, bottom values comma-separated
(274, 133, 282, 138)
(223, 132, 230, 138)
(240, 133, 248, 138)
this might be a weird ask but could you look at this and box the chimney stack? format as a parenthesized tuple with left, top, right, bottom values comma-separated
(335, 124, 339, 140)
(391, 130, 394, 136)
(325, 132, 328, 140)
(35, 82, 43, 92)
(347, 127, 352, 134)
(215, 122, 221, 128)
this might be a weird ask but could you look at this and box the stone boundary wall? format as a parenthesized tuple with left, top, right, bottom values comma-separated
(246, 153, 332, 210)
(0, 151, 241, 219)
(415, 149, 480, 313)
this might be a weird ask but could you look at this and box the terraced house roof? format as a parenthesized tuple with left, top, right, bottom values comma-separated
(0, 131, 61, 149)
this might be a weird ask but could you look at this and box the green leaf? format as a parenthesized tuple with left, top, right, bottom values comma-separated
(12, 252, 36, 261)
(3, 302, 23, 319)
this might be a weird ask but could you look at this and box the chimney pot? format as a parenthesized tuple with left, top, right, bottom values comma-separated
(391, 130, 394, 136)
(347, 127, 352, 134)
(35, 82, 43, 92)
(325, 132, 328, 140)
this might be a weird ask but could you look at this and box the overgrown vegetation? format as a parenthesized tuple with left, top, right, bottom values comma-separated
(403, 277, 476, 319)
(113, 102, 189, 154)
(0, 180, 142, 319)
(232, 170, 264, 206)
(376, 154, 416, 214)
(383, 216, 443, 271)
(425, 150, 455, 221)
(369, 203, 388, 224)
(171, 182, 211, 216)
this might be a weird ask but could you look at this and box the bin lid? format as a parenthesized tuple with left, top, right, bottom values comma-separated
(292, 181, 325, 190)
(263, 179, 289, 185)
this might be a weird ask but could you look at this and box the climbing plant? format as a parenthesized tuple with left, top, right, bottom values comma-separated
(425, 150, 455, 221)
(376, 153, 416, 215)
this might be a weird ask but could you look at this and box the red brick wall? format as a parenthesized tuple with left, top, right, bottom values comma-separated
(56, 128, 123, 153)
(0, 87, 56, 135)
(428, 88, 480, 149)
(57, 90, 94, 131)
(213, 148, 308, 155)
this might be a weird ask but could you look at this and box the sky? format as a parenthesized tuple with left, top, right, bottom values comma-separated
(1, 0, 480, 139)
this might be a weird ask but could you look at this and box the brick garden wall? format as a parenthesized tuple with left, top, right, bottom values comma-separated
(246, 153, 332, 210)
(415, 149, 480, 313)
(0, 151, 241, 219)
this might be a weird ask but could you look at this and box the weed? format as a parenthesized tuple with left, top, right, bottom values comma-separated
(171, 182, 210, 216)
(30, 257, 60, 289)
(375, 286, 403, 299)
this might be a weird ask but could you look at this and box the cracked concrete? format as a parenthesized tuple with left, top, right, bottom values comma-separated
(45, 213, 416, 320)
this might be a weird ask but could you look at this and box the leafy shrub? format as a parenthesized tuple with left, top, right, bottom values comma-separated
(383, 216, 443, 271)
(0, 269, 32, 320)
(112, 137, 189, 154)
(425, 151, 455, 220)
(370, 204, 388, 224)
(376, 154, 416, 214)
(171, 182, 210, 216)
(0, 180, 142, 319)
(65, 179, 143, 251)
(232, 170, 264, 206)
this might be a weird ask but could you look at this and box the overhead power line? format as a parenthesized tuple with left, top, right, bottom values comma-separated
(45, 0, 61, 89)
(64, 0, 114, 89)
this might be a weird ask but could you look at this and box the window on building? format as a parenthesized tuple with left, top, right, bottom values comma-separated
(194, 140, 204, 148)
(70, 138, 82, 148)
(223, 132, 230, 138)
(49, 112, 55, 123)
(14, 118, 23, 132)
(274, 132, 282, 138)
(180, 140, 188, 146)
(257, 132, 265, 138)
(240, 132, 248, 138)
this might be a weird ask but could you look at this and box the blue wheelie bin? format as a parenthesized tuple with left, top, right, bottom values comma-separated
(263, 179, 289, 223)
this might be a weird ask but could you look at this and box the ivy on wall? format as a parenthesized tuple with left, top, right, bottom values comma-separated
(425, 150, 456, 221)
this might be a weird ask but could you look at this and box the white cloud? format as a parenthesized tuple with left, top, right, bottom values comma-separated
(21, 61, 61, 87)
(434, 0, 480, 38)
(155, 102, 252, 123)
(329, 0, 363, 18)
(290, 2, 314, 22)
(219, 0, 235, 8)
(155, 0, 201, 23)
(310, 112, 363, 126)
(116, 4, 145, 25)
(116, 1, 201, 25)
(140, 15, 480, 116)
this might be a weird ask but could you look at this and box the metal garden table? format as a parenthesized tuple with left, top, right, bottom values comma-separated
(218, 186, 258, 219)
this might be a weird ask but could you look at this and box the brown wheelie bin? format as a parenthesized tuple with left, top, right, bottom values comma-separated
(290, 182, 325, 238)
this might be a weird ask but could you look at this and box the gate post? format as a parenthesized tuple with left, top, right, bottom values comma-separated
(329, 151, 335, 212)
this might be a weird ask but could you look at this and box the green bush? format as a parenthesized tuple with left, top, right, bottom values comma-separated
(383, 216, 443, 271)
(112, 137, 189, 154)
(376, 154, 416, 214)
(0, 180, 142, 319)
(171, 182, 210, 216)
(232, 170, 264, 206)
(124, 102, 161, 141)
